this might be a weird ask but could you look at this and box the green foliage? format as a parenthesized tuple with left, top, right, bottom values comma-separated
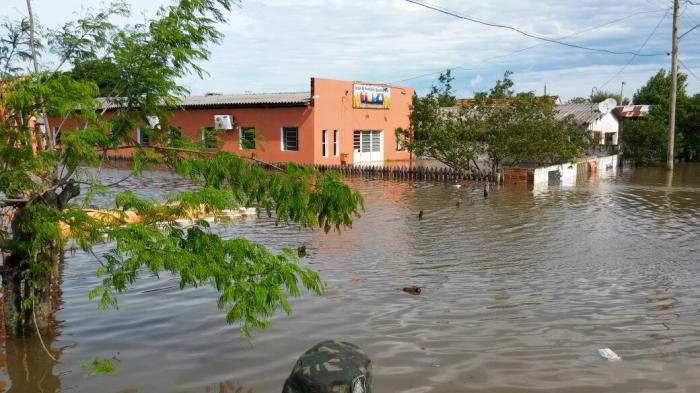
(623, 69, 699, 162)
(401, 71, 590, 172)
(69, 58, 122, 96)
(486, 70, 515, 99)
(80, 356, 118, 376)
(0, 19, 36, 76)
(0, 0, 363, 338)
(568, 97, 589, 104)
(429, 69, 456, 107)
(590, 90, 629, 105)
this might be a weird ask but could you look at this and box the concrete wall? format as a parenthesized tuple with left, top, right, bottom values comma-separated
(169, 106, 315, 164)
(533, 162, 578, 186)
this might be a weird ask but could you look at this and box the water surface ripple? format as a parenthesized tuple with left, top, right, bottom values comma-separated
(2, 164, 699, 393)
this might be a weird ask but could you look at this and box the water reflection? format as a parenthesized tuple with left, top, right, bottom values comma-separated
(0, 163, 699, 392)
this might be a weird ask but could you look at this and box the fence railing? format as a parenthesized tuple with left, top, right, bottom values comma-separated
(262, 162, 495, 183)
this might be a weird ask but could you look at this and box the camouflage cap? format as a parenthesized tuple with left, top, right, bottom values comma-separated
(282, 340, 372, 393)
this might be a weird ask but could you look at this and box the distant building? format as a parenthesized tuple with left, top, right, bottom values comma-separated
(555, 99, 621, 147)
(52, 77, 414, 166)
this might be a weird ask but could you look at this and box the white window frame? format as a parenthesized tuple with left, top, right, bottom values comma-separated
(239, 127, 256, 150)
(280, 127, 299, 151)
(322, 129, 328, 157)
(137, 128, 150, 146)
(333, 129, 339, 156)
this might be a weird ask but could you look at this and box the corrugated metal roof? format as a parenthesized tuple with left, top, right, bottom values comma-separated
(442, 102, 609, 126)
(96, 91, 311, 109)
(182, 91, 310, 107)
(555, 103, 606, 125)
(615, 105, 650, 118)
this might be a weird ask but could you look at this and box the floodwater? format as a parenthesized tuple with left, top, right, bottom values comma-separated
(1, 163, 700, 393)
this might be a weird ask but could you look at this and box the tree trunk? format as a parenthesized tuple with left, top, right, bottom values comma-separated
(2, 257, 24, 336)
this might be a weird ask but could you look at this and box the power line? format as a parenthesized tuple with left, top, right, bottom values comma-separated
(680, 22, 700, 38)
(679, 59, 700, 81)
(404, 0, 669, 57)
(599, 7, 672, 90)
(389, 9, 666, 84)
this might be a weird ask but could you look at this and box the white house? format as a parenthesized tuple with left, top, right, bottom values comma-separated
(555, 98, 621, 146)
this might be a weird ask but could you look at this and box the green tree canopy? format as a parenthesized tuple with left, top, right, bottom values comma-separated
(623, 69, 698, 162)
(591, 90, 629, 105)
(429, 69, 456, 107)
(69, 58, 121, 97)
(0, 0, 363, 339)
(400, 71, 590, 173)
(567, 97, 589, 104)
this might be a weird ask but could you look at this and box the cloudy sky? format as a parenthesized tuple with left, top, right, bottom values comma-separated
(5, 0, 700, 100)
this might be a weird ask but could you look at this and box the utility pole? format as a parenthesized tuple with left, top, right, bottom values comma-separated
(619, 81, 626, 104)
(667, 0, 680, 171)
(26, 0, 54, 151)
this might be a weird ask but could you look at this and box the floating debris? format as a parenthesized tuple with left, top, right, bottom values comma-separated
(598, 348, 622, 361)
(418, 210, 424, 220)
(297, 245, 307, 257)
(402, 286, 422, 295)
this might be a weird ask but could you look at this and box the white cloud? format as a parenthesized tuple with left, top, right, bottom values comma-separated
(5, 0, 700, 99)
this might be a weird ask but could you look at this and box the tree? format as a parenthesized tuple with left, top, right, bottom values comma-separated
(69, 58, 121, 96)
(429, 69, 456, 107)
(401, 71, 589, 174)
(590, 90, 629, 105)
(567, 97, 589, 104)
(623, 69, 697, 163)
(480, 92, 589, 172)
(487, 70, 515, 99)
(0, 0, 363, 339)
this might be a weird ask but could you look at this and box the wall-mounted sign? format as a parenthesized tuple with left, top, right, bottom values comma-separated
(353, 84, 391, 109)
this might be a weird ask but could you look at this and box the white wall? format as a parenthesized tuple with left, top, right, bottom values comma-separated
(588, 112, 620, 144)
(533, 162, 578, 185)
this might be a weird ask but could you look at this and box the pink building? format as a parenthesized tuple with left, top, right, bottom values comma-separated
(134, 77, 414, 165)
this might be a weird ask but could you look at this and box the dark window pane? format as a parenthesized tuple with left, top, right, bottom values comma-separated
(241, 127, 256, 150)
(283, 127, 298, 151)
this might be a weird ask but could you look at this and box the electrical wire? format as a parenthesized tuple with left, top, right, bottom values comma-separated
(679, 59, 700, 82)
(404, 0, 669, 57)
(680, 22, 700, 38)
(389, 9, 665, 84)
(599, 6, 672, 90)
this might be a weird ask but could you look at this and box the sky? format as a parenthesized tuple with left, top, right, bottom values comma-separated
(4, 0, 700, 101)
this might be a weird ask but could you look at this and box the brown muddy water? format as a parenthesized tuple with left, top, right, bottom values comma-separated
(1, 164, 700, 393)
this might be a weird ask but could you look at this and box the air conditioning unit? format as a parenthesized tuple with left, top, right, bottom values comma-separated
(147, 116, 159, 128)
(214, 114, 234, 130)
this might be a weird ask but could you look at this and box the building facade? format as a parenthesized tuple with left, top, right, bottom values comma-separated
(54, 77, 414, 166)
(555, 100, 621, 146)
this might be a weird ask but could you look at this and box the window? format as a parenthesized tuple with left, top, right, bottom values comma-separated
(54, 126, 61, 145)
(593, 131, 602, 144)
(322, 129, 328, 157)
(202, 127, 218, 149)
(333, 130, 339, 156)
(281, 127, 299, 151)
(395, 131, 405, 151)
(354, 130, 382, 153)
(240, 127, 256, 150)
(137, 128, 150, 146)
